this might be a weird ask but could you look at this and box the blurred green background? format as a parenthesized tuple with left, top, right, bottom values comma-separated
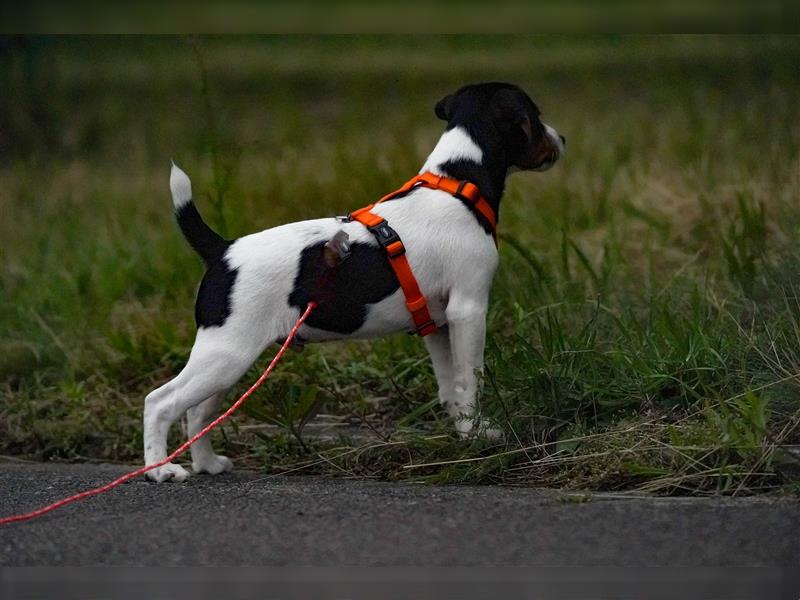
(2, 36, 799, 493)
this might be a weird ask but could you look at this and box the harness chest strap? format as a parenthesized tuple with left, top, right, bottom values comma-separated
(349, 208, 437, 336)
(347, 172, 496, 337)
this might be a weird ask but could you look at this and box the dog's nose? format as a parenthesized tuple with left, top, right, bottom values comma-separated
(559, 135, 566, 146)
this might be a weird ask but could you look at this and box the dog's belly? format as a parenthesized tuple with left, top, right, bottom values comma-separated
(298, 302, 410, 342)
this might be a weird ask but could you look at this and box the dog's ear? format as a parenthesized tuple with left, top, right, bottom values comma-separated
(435, 93, 454, 121)
(491, 88, 534, 144)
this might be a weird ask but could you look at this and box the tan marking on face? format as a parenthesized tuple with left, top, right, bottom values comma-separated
(515, 130, 558, 170)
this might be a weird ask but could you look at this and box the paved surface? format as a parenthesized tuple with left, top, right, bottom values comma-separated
(0, 463, 798, 566)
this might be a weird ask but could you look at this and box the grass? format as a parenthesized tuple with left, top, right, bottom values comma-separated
(2, 35, 800, 495)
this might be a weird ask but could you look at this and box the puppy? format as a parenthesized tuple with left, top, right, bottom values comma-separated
(144, 82, 564, 482)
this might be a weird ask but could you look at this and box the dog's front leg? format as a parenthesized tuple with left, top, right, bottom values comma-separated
(424, 328, 459, 420)
(444, 296, 500, 438)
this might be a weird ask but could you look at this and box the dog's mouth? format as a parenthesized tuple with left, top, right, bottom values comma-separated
(516, 142, 559, 172)
(529, 146, 560, 172)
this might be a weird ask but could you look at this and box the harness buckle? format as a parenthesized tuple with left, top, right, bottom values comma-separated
(368, 222, 405, 257)
(416, 320, 437, 336)
(453, 180, 477, 205)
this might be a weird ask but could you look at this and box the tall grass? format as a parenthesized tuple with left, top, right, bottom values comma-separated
(1, 36, 799, 494)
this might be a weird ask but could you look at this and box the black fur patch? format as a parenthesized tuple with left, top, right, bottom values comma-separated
(176, 202, 228, 265)
(195, 253, 238, 328)
(288, 241, 399, 334)
(439, 158, 500, 236)
(174, 197, 237, 328)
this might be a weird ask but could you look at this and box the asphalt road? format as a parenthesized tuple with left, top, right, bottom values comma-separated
(1, 463, 798, 567)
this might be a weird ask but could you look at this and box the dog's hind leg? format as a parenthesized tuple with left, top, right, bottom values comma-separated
(143, 378, 187, 481)
(187, 390, 234, 475)
(143, 326, 275, 482)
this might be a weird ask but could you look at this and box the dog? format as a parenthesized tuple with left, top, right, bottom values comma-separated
(143, 82, 564, 482)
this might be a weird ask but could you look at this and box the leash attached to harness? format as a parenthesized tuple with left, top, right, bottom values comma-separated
(345, 171, 495, 337)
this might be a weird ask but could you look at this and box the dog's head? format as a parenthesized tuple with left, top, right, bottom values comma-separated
(435, 82, 564, 172)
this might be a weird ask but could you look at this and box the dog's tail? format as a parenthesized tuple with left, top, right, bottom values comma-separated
(169, 162, 228, 265)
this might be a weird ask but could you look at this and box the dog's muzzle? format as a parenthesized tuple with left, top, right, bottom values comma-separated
(533, 123, 565, 172)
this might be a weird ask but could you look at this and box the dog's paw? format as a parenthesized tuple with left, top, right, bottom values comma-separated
(193, 454, 234, 476)
(145, 462, 190, 483)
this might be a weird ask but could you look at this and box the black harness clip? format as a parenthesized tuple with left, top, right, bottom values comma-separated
(368, 222, 404, 256)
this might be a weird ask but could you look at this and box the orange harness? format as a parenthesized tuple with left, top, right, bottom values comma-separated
(346, 171, 496, 337)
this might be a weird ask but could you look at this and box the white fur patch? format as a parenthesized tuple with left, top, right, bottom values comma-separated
(170, 162, 193, 209)
(544, 123, 565, 156)
(421, 126, 483, 174)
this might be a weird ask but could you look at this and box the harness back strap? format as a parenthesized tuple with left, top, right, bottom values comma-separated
(376, 171, 497, 238)
(348, 172, 495, 337)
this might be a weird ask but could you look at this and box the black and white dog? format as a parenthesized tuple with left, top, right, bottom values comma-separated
(144, 82, 564, 482)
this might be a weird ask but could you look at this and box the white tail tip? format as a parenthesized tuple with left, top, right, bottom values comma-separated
(169, 161, 192, 209)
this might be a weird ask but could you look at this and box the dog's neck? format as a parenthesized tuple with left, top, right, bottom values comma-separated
(420, 126, 508, 221)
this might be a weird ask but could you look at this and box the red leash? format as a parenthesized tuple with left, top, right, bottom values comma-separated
(0, 302, 317, 526)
